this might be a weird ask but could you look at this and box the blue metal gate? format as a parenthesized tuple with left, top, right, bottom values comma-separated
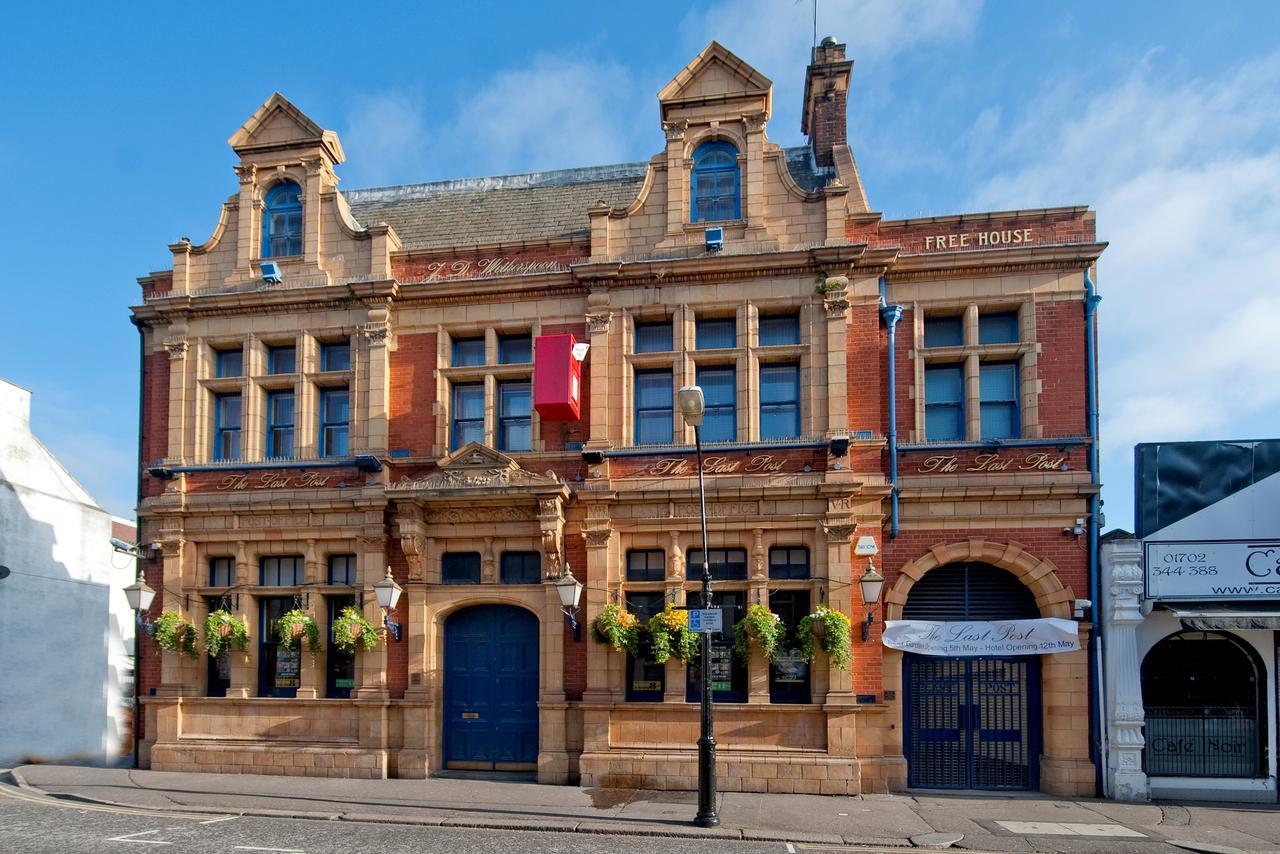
(444, 605, 539, 769)
(905, 653, 1039, 790)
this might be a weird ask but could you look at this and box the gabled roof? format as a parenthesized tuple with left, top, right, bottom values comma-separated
(658, 41, 772, 119)
(228, 92, 345, 163)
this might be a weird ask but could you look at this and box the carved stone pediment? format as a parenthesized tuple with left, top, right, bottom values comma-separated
(388, 443, 564, 494)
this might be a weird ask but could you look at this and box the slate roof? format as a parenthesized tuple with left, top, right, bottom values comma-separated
(343, 146, 831, 252)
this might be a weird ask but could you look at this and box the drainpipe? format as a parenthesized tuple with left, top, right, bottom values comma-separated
(1084, 270, 1104, 796)
(879, 277, 903, 539)
(130, 316, 146, 770)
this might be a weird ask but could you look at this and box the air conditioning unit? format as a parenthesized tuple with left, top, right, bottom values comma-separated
(260, 262, 282, 284)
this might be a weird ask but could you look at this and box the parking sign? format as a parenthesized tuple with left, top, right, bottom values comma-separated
(688, 608, 723, 633)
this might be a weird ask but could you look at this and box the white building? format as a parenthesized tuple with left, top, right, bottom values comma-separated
(0, 378, 135, 766)
(1104, 439, 1280, 803)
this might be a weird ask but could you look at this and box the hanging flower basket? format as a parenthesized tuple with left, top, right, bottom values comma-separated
(734, 604, 785, 662)
(203, 609, 249, 659)
(590, 604, 641, 656)
(331, 606, 379, 654)
(152, 611, 199, 659)
(798, 606, 853, 670)
(647, 604, 699, 663)
(276, 609, 322, 655)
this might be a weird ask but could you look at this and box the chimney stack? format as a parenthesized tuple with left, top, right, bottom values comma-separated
(801, 36, 852, 169)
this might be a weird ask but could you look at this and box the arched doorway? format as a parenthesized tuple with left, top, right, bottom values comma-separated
(903, 563, 1041, 790)
(1142, 631, 1266, 778)
(443, 605, 539, 770)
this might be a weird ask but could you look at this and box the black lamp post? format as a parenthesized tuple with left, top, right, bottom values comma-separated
(123, 575, 156, 770)
(678, 385, 719, 828)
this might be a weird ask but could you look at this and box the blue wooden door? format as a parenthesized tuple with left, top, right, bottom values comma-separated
(444, 605, 539, 769)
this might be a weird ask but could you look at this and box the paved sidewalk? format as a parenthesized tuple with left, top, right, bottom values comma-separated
(10, 764, 1280, 852)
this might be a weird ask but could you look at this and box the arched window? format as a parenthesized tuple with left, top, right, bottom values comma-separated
(690, 140, 740, 223)
(262, 181, 302, 258)
(903, 563, 1039, 620)
(1141, 631, 1266, 778)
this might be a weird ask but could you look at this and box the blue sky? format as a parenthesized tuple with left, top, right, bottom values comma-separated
(2, 0, 1278, 532)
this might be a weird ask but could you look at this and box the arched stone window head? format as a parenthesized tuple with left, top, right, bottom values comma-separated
(262, 181, 302, 258)
(690, 140, 740, 223)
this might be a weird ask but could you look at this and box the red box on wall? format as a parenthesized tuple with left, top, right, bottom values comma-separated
(534, 334, 582, 421)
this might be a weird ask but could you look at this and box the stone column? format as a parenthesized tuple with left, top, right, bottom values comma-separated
(233, 163, 258, 274)
(1104, 537, 1149, 801)
(662, 120, 688, 237)
(156, 538, 187, 697)
(584, 297, 612, 450)
(359, 308, 392, 454)
(354, 539, 389, 700)
(823, 518, 856, 701)
(581, 525, 615, 704)
(823, 281, 850, 435)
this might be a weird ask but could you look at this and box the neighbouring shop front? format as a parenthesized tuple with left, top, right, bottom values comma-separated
(1104, 439, 1280, 803)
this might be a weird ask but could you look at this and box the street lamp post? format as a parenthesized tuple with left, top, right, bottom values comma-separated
(678, 385, 719, 828)
(123, 575, 156, 770)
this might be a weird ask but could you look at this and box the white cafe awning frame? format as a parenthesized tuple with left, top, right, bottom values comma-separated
(1158, 604, 1280, 631)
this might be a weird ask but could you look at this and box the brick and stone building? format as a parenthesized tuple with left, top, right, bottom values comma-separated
(131, 39, 1103, 795)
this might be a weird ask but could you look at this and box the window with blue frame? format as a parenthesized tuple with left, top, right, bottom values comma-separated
(215, 347, 243, 377)
(498, 381, 532, 452)
(924, 365, 964, 441)
(634, 369, 673, 445)
(209, 557, 234, 587)
(626, 591, 667, 702)
(261, 181, 302, 259)
(923, 315, 964, 348)
(327, 554, 357, 586)
(759, 362, 800, 439)
(759, 313, 800, 346)
(319, 388, 349, 457)
(690, 140, 741, 222)
(451, 383, 484, 449)
(686, 548, 748, 581)
(441, 552, 481, 584)
(320, 342, 350, 372)
(260, 555, 304, 586)
(626, 550, 666, 582)
(979, 362, 1020, 439)
(501, 551, 541, 584)
(452, 336, 485, 367)
(696, 365, 735, 442)
(498, 334, 532, 364)
(213, 393, 242, 460)
(768, 547, 810, 580)
(258, 596, 298, 697)
(266, 391, 295, 459)
(268, 345, 296, 374)
(979, 311, 1019, 345)
(686, 589, 746, 703)
(696, 316, 736, 349)
(634, 321, 673, 353)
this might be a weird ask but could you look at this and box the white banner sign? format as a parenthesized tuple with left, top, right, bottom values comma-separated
(882, 618, 1080, 657)
(1144, 540, 1280, 601)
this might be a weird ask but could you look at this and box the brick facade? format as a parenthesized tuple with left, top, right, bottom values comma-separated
(131, 39, 1102, 796)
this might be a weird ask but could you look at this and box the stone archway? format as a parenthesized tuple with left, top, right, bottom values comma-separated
(877, 538, 1092, 796)
(886, 538, 1076, 620)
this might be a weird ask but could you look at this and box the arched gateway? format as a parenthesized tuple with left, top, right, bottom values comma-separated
(902, 563, 1043, 790)
(443, 605, 540, 770)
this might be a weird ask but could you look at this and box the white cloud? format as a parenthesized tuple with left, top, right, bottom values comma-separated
(443, 56, 651, 175)
(680, 0, 984, 146)
(342, 91, 431, 187)
(966, 53, 1280, 529)
(340, 57, 654, 185)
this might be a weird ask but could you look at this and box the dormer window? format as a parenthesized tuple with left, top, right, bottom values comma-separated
(262, 181, 302, 258)
(690, 141, 740, 223)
